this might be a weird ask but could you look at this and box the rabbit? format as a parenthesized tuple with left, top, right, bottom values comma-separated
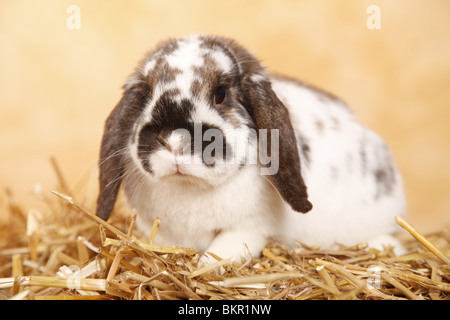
(95, 35, 407, 263)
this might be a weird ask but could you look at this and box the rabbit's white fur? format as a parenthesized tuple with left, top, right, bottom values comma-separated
(98, 35, 407, 263)
(270, 78, 406, 252)
(123, 76, 406, 260)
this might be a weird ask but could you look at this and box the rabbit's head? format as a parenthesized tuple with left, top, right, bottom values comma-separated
(96, 35, 312, 220)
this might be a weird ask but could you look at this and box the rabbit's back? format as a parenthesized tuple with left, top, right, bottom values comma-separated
(271, 76, 406, 249)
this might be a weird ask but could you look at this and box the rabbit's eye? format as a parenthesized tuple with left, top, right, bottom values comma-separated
(214, 86, 226, 105)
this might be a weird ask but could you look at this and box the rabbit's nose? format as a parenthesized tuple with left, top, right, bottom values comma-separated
(164, 132, 190, 158)
(170, 144, 184, 157)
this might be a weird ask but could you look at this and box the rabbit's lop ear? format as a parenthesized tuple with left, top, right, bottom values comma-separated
(96, 73, 148, 220)
(242, 74, 313, 213)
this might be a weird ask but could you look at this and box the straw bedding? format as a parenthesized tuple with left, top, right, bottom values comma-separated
(1, 162, 449, 300)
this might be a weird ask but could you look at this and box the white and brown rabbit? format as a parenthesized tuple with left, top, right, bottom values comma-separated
(96, 35, 406, 262)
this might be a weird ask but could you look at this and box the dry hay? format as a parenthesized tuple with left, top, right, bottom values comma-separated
(1, 161, 449, 300)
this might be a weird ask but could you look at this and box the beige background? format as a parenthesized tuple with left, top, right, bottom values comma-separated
(0, 0, 449, 232)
